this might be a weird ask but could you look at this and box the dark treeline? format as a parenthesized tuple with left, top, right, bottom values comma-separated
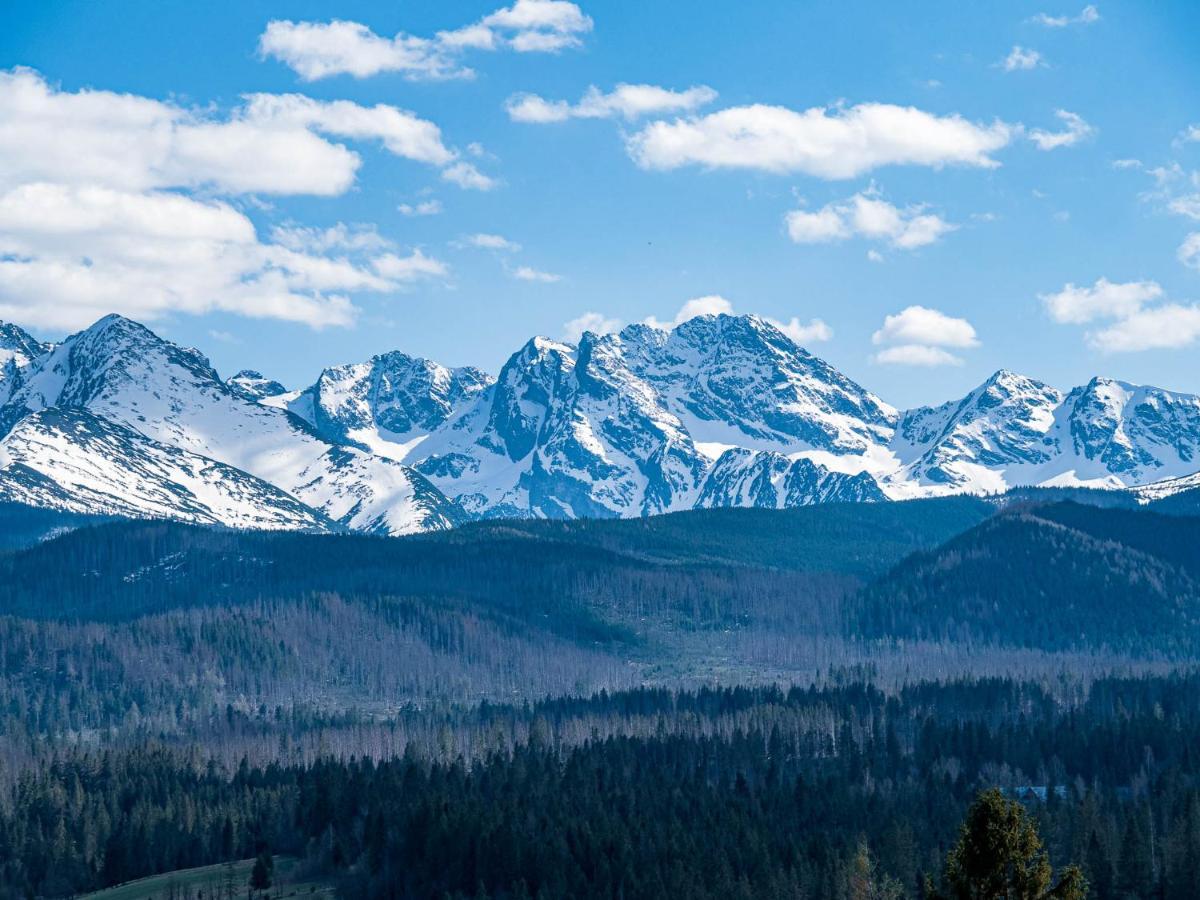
(3, 500, 1200, 770)
(7, 674, 1200, 898)
(856, 503, 1200, 653)
(0, 502, 113, 552)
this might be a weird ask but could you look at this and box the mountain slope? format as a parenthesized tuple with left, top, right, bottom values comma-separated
(411, 315, 897, 518)
(0, 320, 50, 402)
(855, 503, 1200, 652)
(0, 408, 330, 530)
(0, 316, 460, 534)
(1, 312, 1199, 531)
(890, 372, 1200, 495)
(281, 351, 493, 462)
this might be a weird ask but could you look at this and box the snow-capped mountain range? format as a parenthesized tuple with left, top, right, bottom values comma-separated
(1, 312, 1198, 535)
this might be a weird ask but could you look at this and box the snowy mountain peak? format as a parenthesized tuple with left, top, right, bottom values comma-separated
(2, 311, 1200, 529)
(0, 320, 48, 365)
(0, 321, 50, 402)
(892, 369, 1063, 489)
(0, 316, 463, 535)
(283, 350, 493, 461)
(227, 370, 288, 400)
(1063, 377, 1200, 479)
(627, 313, 897, 453)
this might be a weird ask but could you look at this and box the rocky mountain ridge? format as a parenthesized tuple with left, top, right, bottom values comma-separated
(1, 312, 1198, 534)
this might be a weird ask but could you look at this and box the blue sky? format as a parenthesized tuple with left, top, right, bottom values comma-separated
(1, 0, 1199, 408)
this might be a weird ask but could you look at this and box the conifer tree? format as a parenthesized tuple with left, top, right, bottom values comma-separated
(929, 789, 1087, 900)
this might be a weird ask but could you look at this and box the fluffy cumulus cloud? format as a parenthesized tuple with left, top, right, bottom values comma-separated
(1039, 277, 1162, 324)
(1001, 46, 1044, 72)
(259, 0, 593, 82)
(562, 311, 622, 341)
(506, 83, 717, 123)
(1030, 5, 1100, 27)
(0, 184, 447, 330)
(0, 68, 460, 330)
(871, 305, 979, 366)
(786, 191, 956, 250)
(0, 69, 494, 195)
(1088, 305, 1200, 352)
(771, 317, 834, 344)
(1040, 276, 1200, 352)
(625, 102, 1013, 179)
(1028, 110, 1096, 150)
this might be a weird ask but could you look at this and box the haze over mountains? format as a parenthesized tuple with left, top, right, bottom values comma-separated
(1, 311, 1199, 535)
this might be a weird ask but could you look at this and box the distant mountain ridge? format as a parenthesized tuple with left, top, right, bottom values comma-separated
(0, 312, 1198, 534)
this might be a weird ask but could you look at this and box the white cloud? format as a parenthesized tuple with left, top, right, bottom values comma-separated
(440, 161, 499, 191)
(398, 199, 443, 216)
(464, 233, 521, 251)
(1039, 277, 1162, 324)
(270, 222, 390, 253)
(769, 316, 833, 344)
(0, 184, 446, 331)
(644, 295, 735, 329)
(0, 68, 464, 333)
(372, 250, 448, 281)
(873, 345, 965, 367)
(506, 83, 718, 123)
(1088, 304, 1200, 352)
(872, 305, 979, 349)
(786, 192, 956, 250)
(867, 249, 885, 263)
(1028, 110, 1095, 150)
(1030, 5, 1099, 27)
(1180, 125, 1200, 144)
(259, 1, 592, 81)
(871, 305, 978, 368)
(1180, 233, 1200, 269)
(563, 311, 622, 341)
(241, 93, 455, 166)
(1001, 46, 1044, 72)
(513, 265, 561, 282)
(626, 102, 1013, 179)
(1040, 275, 1200, 353)
(0, 68, 492, 196)
(784, 207, 851, 243)
(257, 20, 467, 82)
(479, 0, 593, 52)
(1168, 196, 1200, 220)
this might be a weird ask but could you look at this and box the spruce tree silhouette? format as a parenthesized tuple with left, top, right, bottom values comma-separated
(928, 789, 1087, 899)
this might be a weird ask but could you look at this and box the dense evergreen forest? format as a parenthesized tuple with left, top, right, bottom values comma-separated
(4, 496, 1200, 897)
(6, 675, 1200, 898)
(2, 497, 1200, 767)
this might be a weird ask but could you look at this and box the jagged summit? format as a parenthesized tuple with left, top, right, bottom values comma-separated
(2, 311, 1199, 532)
(227, 370, 288, 400)
(0, 315, 463, 535)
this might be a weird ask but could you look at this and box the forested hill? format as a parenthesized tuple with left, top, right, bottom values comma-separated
(0, 501, 114, 551)
(856, 502, 1200, 652)
(0, 495, 993, 622)
(4, 495, 1200, 778)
